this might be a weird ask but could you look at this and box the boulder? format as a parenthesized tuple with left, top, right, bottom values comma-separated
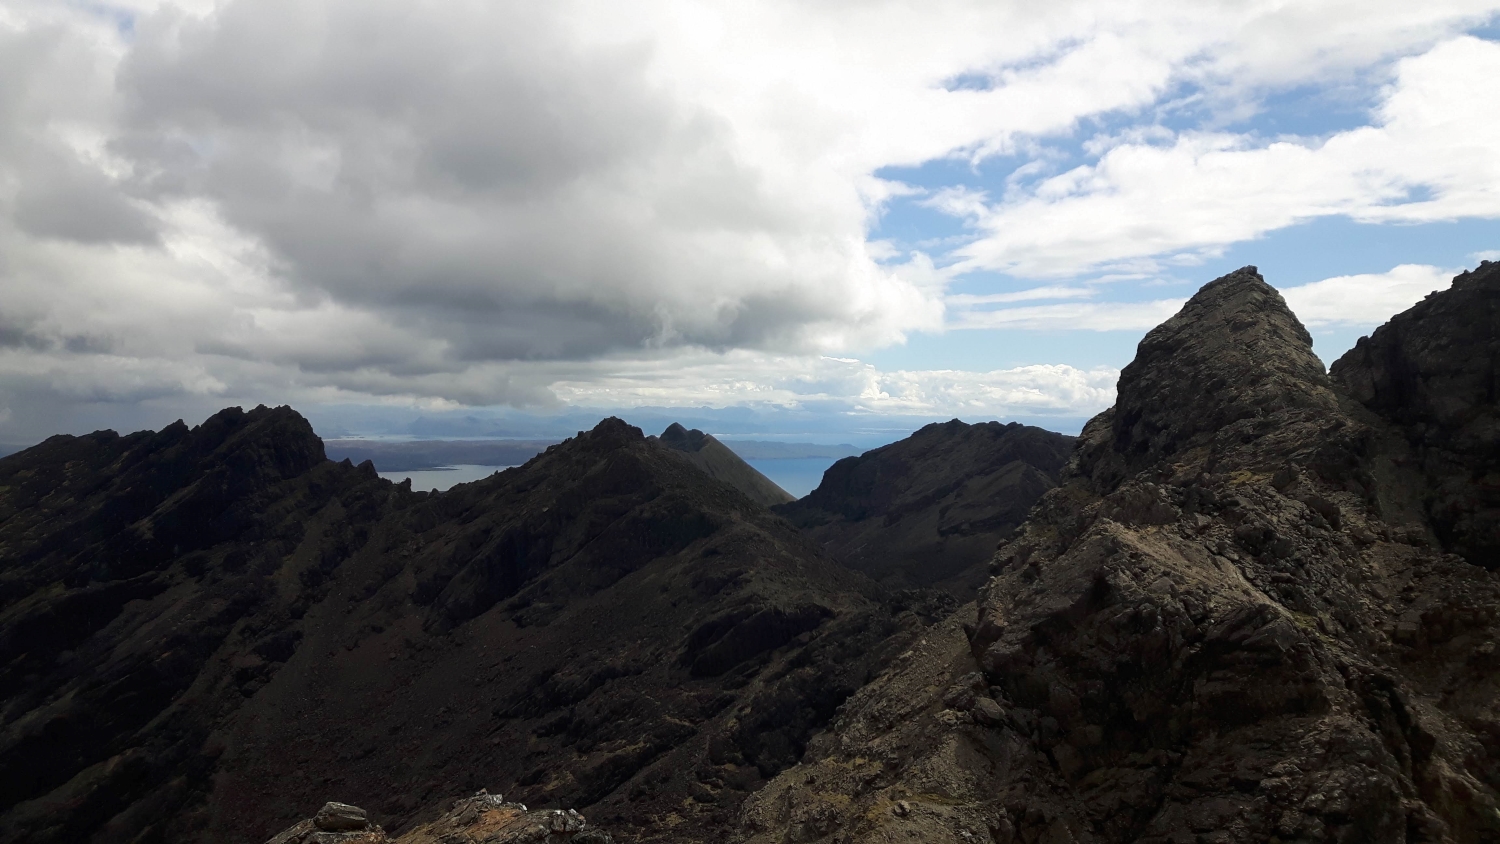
(314, 803, 370, 832)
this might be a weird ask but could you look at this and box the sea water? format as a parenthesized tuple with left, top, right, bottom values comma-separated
(377, 464, 512, 492)
(744, 457, 839, 499)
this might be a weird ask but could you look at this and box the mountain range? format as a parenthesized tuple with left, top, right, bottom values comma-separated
(1, 263, 1497, 843)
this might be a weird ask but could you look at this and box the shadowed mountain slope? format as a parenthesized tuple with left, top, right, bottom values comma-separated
(651, 423, 795, 508)
(775, 420, 1074, 595)
(0, 412, 935, 844)
(1331, 260, 1500, 568)
(741, 266, 1500, 843)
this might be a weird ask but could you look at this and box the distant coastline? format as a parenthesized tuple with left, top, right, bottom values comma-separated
(323, 438, 557, 472)
(326, 437, 863, 473)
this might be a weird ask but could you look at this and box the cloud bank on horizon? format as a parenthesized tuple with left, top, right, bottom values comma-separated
(1, 0, 1498, 440)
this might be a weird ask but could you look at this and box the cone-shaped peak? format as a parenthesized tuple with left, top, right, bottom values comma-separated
(657, 422, 709, 453)
(1105, 266, 1337, 475)
(652, 423, 792, 506)
(1164, 266, 1311, 348)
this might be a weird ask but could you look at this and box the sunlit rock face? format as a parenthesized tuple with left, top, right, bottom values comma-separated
(740, 266, 1500, 844)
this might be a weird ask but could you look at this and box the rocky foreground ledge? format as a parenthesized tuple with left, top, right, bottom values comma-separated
(266, 792, 612, 844)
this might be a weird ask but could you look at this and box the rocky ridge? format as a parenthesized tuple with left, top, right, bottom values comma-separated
(0, 414, 935, 844)
(8, 263, 1500, 844)
(740, 266, 1500, 843)
(652, 423, 795, 508)
(775, 420, 1073, 594)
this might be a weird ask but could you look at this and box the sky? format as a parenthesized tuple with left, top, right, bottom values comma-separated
(1, 1, 1499, 445)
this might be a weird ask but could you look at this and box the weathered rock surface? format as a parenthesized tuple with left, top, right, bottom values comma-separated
(268, 800, 385, 843)
(0, 413, 930, 843)
(775, 420, 1073, 594)
(1332, 259, 1500, 567)
(740, 266, 1500, 843)
(316, 802, 373, 832)
(653, 423, 795, 508)
(266, 794, 613, 844)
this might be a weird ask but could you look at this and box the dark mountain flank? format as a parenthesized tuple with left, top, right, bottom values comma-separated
(1331, 260, 1500, 568)
(0, 412, 934, 844)
(651, 423, 795, 508)
(741, 266, 1500, 843)
(775, 420, 1073, 595)
(10, 263, 1500, 844)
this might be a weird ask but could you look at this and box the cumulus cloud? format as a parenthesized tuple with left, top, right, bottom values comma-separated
(950, 298, 1187, 331)
(947, 36, 1500, 278)
(951, 265, 1464, 333)
(1280, 264, 1457, 326)
(0, 0, 1498, 439)
(548, 350, 1119, 419)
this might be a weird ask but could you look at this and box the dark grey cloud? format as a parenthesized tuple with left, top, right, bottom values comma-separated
(0, 14, 151, 245)
(14, 150, 158, 244)
(8, 0, 1480, 443)
(0, 315, 114, 355)
(104, 0, 899, 371)
(0, 1, 932, 441)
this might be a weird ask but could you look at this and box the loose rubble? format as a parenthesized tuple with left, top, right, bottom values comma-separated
(265, 793, 613, 844)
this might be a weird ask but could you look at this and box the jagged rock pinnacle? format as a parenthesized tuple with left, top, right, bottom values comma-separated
(1097, 265, 1338, 484)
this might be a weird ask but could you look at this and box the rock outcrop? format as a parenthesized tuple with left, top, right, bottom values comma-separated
(740, 266, 1500, 843)
(268, 800, 386, 843)
(653, 423, 795, 508)
(0, 414, 929, 844)
(776, 420, 1072, 594)
(1331, 259, 1500, 567)
(266, 794, 612, 844)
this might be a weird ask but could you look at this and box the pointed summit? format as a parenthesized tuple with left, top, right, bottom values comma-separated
(1101, 265, 1338, 481)
(658, 421, 708, 452)
(651, 424, 794, 507)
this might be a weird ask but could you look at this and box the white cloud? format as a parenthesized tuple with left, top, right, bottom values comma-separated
(1280, 264, 1456, 327)
(948, 36, 1500, 278)
(549, 350, 1118, 418)
(1, 0, 1499, 439)
(947, 286, 1096, 306)
(950, 299, 1187, 331)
